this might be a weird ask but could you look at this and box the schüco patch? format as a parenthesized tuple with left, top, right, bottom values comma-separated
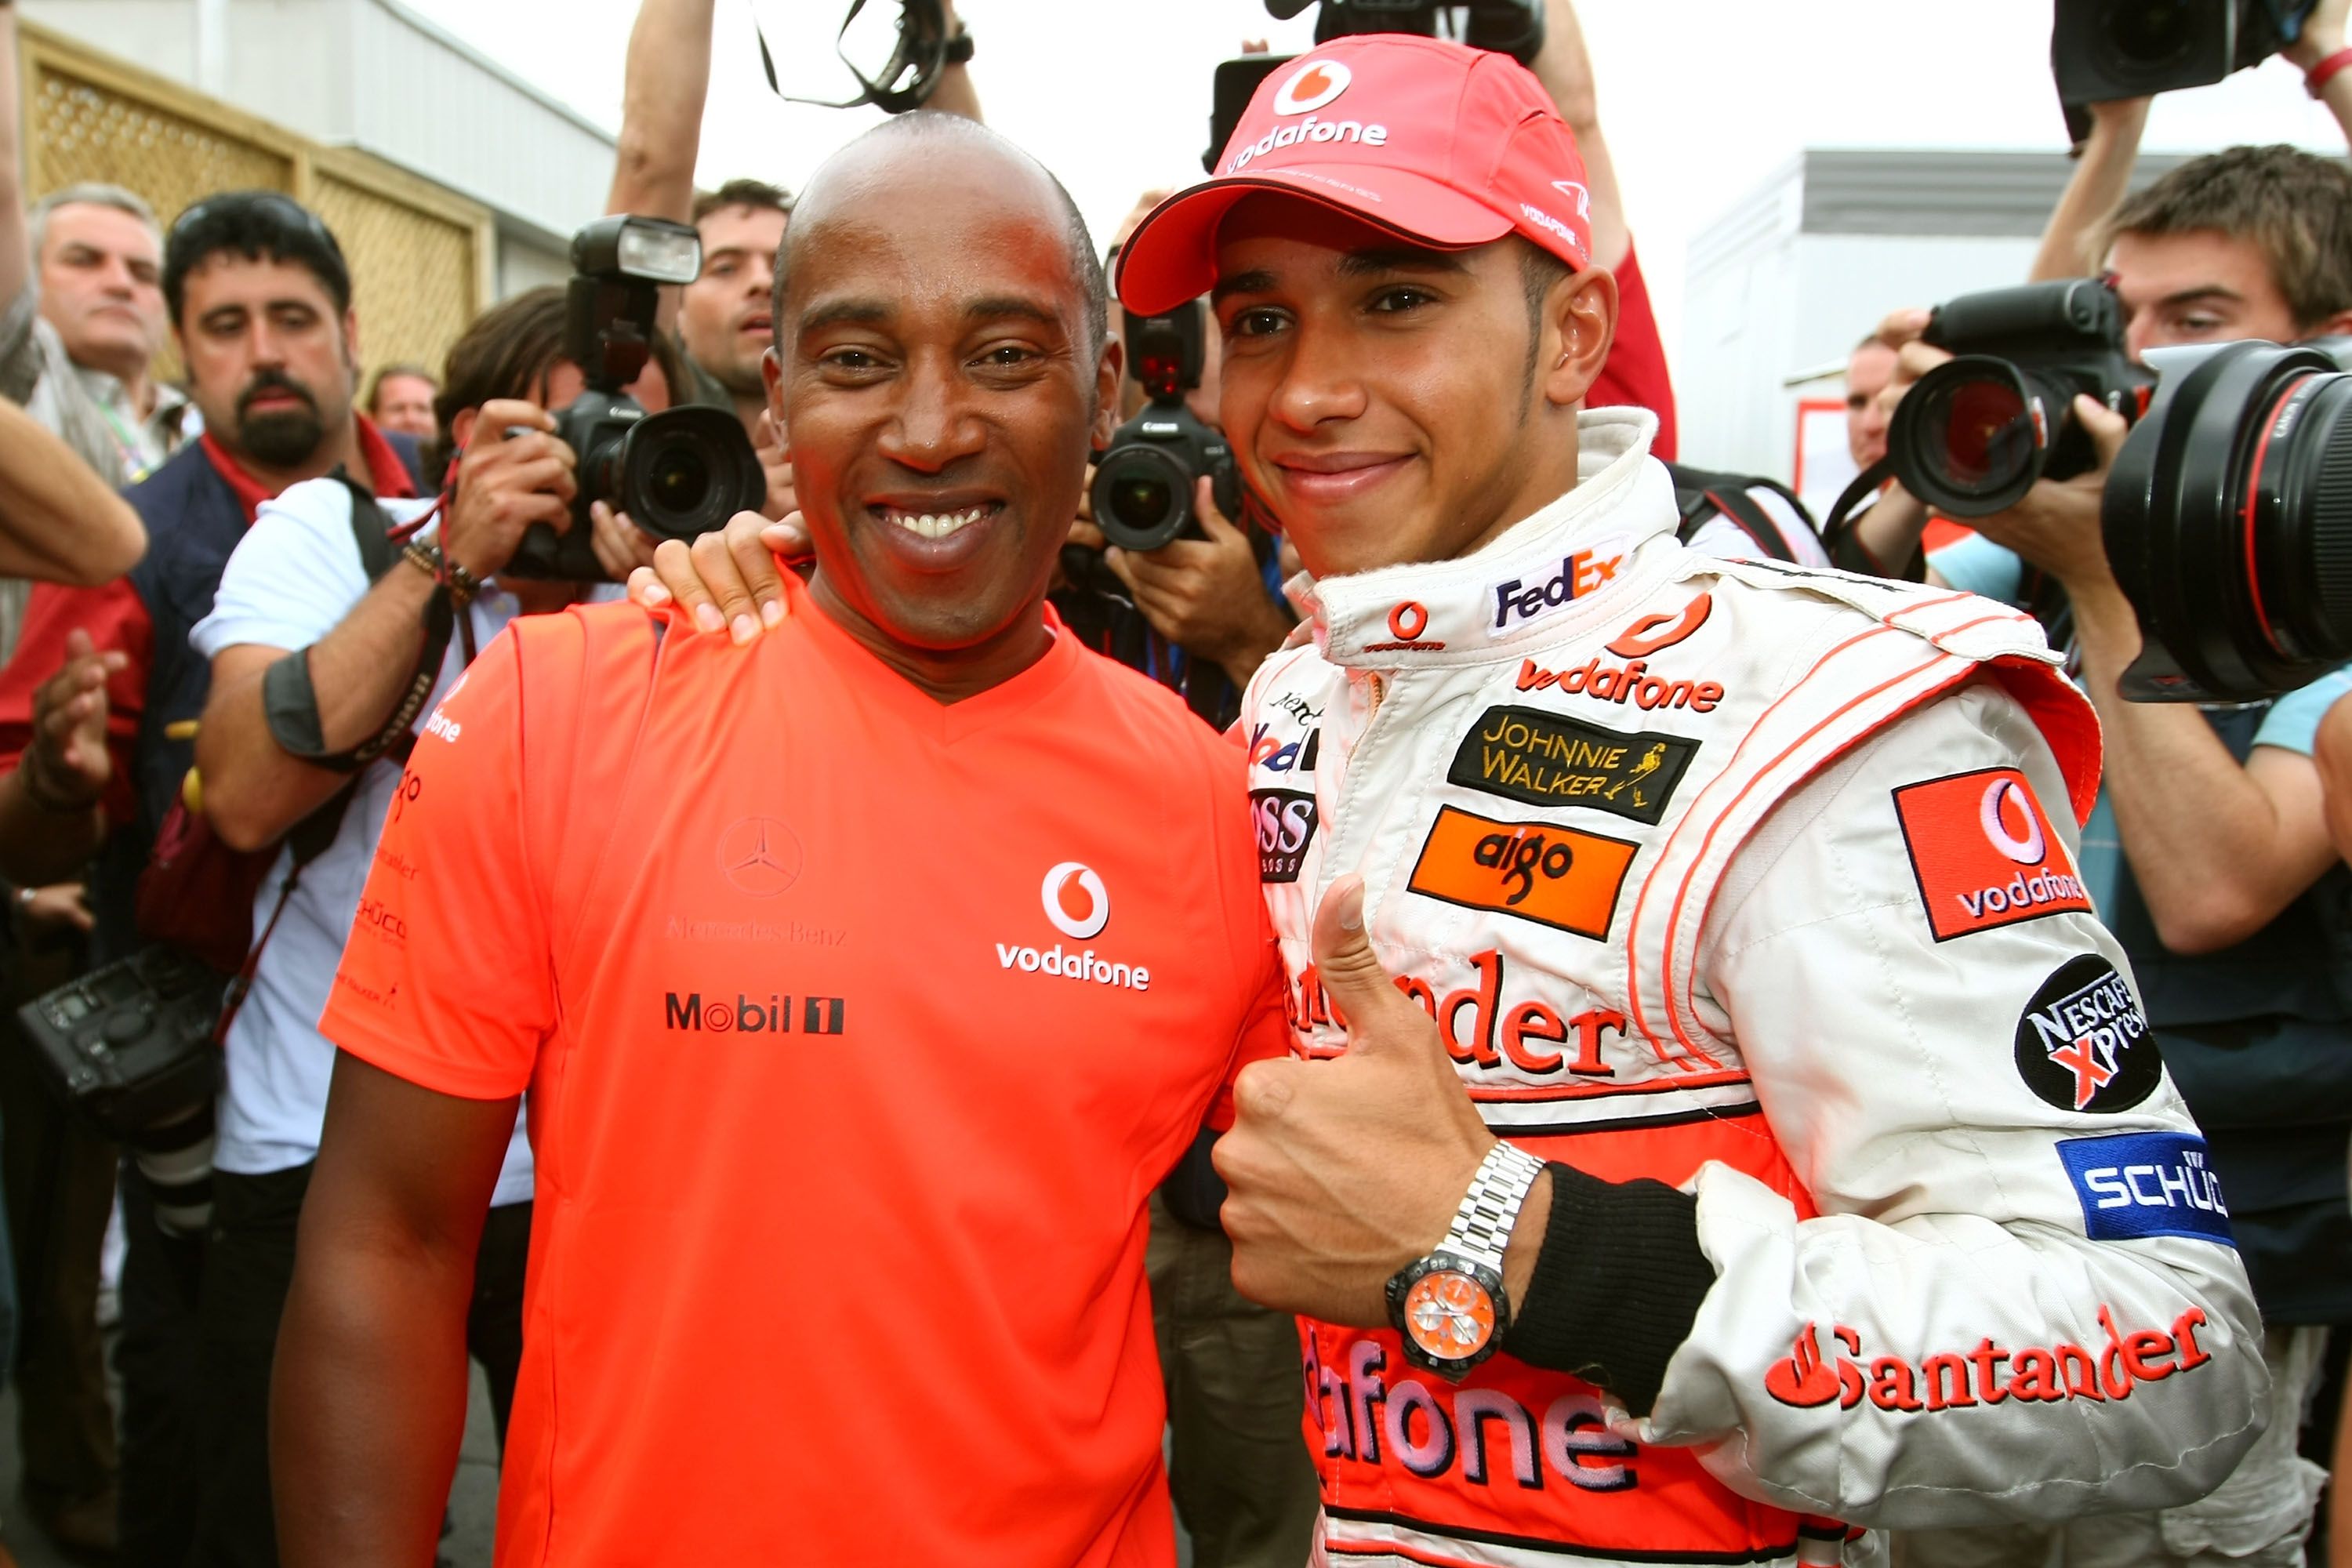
(1405, 805, 1638, 940)
(1448, 706, 1697, 826)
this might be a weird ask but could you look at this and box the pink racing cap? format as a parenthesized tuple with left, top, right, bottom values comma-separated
(1116, 34, 1594, 314)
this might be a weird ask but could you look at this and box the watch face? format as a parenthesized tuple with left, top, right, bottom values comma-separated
(1401, 1268, 1496, 1363)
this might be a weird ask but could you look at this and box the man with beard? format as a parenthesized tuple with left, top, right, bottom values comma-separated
(272, 113, 1284, 1567)
(0, 189, 420, 1568)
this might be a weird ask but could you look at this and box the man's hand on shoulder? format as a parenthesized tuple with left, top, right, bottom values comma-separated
(1214, 874, 1546, 1327)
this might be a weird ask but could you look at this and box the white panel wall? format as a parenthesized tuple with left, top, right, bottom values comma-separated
(22, 0, 615, 251)
(349, 0, 613, 241)
(495, 228, 570, 303)
(21, 1, 198, 82)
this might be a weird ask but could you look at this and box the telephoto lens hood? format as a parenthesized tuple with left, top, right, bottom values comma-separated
(2107, 339, 2352, 702)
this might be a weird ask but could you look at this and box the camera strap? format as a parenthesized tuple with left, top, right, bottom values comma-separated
(214, 793, 354, 1047)
(261, 471, 455, 775)
(755, 0, 950, 114)
(1817, 456, 1928, 582)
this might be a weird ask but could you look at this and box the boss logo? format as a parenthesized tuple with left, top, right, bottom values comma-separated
(1250, 789, 1317, 884)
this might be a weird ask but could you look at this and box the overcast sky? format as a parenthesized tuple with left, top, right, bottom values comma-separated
(398, 0, 2351, 368)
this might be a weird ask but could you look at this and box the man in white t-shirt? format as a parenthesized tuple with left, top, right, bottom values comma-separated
(177, 287, 657, 1565)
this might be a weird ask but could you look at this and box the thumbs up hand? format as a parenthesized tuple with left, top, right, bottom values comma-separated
(1214, 874, 1549, 1328)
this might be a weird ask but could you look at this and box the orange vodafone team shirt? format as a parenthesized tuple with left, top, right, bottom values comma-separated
(321, 575, 1289, 1567)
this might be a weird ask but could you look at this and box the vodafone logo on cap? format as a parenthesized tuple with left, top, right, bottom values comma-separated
(1042, 862, 1110, 939)
(1273, 59, 1351, 114)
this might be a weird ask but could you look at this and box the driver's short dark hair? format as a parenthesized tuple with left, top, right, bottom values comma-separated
(2103, 144, 2352, 332)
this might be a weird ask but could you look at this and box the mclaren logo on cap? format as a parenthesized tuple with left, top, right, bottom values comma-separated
(1274, 59, 1352, 114)
(1552, 180, 1592, 220)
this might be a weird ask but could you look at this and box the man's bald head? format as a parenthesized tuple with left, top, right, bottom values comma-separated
(772, 113, 1108, 364)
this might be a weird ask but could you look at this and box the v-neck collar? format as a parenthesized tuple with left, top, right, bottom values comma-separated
(778, 573, 1085, 745)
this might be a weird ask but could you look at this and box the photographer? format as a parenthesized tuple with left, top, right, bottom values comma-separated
(0, 187, 422, 1568)
(1876, 30, 2352, 1568)
(606, 0, 981, 444)
(173, 284, 651, 1568)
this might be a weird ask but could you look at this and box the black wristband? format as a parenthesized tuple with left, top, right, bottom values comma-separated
(1502, 1163, 1716, 1417)
(943, 26, 974, 64)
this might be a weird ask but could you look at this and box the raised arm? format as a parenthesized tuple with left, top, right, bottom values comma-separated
(0, 398, 147, 584)
(606, 0, 716, 223)
(2286, 0, 2352, 157)
(1524, 0, 1626, 270)
(2031, 99, 2149, 281)
(921, 0, 982, 123)
(273, 1054, 517, 1568)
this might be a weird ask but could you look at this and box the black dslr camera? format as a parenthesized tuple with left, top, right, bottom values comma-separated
(504, 216, 766, 580)
(1885, 280, 2155, 519)
(2053, 0, 2314, 126)
(1264, 0, 1544, 60)
(2103, 336, 2352, 703)
(1088, 302, 1242, 554)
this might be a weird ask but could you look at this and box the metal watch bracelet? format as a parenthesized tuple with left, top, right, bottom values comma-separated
(1440, 1141, 1547, 1276)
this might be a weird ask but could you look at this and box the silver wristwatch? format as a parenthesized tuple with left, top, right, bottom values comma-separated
(1384, 1141, 1548, 1381)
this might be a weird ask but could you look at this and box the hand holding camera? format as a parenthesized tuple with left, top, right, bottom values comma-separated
(445, 400, 579, 583)
(1104, 476, 1294, 687)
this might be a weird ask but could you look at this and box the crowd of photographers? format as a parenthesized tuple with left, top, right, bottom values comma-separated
(0, 0, 2347, 1563)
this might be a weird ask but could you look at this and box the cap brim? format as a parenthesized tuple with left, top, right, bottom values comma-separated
(1116, 165, 1513, 316)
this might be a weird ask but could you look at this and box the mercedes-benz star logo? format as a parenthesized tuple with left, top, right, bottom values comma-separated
(717, 816, 804, 898)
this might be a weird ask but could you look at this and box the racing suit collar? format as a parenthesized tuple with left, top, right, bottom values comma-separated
(1305, 407, 1683, 670)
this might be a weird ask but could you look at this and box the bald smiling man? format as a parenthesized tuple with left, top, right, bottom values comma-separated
(269, 115, 1291, 1568)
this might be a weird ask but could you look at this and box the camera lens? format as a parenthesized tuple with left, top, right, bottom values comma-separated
(645, 447, 711, 516)
(1091, 445, 1196, 554)
(2101, 0, 2195, 67)
(618, 407, 766, 543)
(1931, 376, 2032, 492)
(1889, 355, 2060, 517)
(1113, 476, 1174, 530)
(2107, 340, 2352, 702)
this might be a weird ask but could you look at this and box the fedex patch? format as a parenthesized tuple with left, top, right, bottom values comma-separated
(2057, 1131, 2234, 1247)
(1892, 768, 2091, 942)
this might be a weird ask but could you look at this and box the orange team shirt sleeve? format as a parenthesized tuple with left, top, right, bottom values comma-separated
(319, 629, 554, 1100)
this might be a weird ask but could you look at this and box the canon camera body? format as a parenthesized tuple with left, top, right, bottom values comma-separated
(1088, 302, 1243, 555)
(505, 216, 765, 580)
(1886, 280, 2154, 520)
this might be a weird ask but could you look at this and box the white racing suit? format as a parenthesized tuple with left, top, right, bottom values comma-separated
(1247, 410, 2267, 1566)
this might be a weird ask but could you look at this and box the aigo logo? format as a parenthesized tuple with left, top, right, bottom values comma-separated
(1273, 59, 1351, 114)
(1042, 861, 1110, 940)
